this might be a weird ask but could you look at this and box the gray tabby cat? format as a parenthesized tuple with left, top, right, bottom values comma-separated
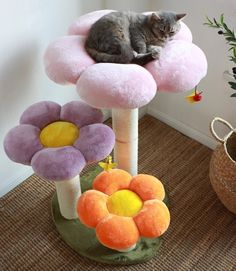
(85, 11, 186, 65)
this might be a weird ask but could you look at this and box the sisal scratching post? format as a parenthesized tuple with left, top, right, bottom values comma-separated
(4, 101, 115, 220)
(112, 108, 138, 176)
(55, 175, 81, 219)
(76, 63, 158, 177)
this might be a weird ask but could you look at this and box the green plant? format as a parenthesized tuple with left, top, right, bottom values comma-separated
(204, 14, 236, 97)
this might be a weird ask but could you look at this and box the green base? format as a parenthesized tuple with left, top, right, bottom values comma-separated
(51, 167, 169, 265)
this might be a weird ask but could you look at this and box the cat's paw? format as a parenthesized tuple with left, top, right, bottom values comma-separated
(151, 47, 161, 59)
(133, 51, 138, 58)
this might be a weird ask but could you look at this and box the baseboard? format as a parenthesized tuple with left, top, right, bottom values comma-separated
(0, 168, 34, 198)
(147, 107, 217, 150)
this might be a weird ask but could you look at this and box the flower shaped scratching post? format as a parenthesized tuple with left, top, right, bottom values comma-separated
(44, 10, 207, 175)
(4, 101, 115, 219)
(78, 169, 170, 252)
(77, 63, 157, 176)
(49, 166, 170, 264)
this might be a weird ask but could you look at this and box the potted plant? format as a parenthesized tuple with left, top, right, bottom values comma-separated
(205, 14, 236, 97)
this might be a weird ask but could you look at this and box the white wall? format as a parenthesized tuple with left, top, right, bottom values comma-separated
(80, 1, 106, 14)
(148, 0, 236, 149)
(104, 0, 151, 12)
(0, 0, 105, 197)
(0, 0, 153, 197)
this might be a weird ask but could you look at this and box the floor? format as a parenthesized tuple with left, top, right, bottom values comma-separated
(1, 115, 236, 271)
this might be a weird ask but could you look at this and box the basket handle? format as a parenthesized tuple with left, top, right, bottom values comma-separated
(210, 117, 235, 143)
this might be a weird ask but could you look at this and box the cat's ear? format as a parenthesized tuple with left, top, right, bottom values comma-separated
(150, 13, 161, 23)
(176, 13, 186, 21)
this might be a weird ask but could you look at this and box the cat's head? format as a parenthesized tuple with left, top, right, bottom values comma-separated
(148, 11, 186, 40)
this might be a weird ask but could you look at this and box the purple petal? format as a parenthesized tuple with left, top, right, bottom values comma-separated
(60, 101, 103, 128)
(74, 124, 115, 163)
(20, 101, 61, 129)
(31, 146, 86, 181)
(4, 125, 43, 165)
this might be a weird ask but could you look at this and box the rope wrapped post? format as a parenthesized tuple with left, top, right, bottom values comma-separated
(54, 175, 81, 219)
(76, 63, 157, 176)
(4, 101, 115, 220)
(112, 108, 138, 175)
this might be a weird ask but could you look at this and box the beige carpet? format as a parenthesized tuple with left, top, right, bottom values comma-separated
(1, 115, 236, 271)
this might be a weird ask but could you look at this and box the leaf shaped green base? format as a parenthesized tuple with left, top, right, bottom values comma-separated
(51, 166, 168, 265)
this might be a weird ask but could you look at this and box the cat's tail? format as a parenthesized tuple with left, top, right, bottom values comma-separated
(85, 44, 134, 64)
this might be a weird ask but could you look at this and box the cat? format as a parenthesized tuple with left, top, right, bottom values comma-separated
(85, 11, 186, 65)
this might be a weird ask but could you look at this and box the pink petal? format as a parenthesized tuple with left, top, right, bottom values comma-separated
(44, 35, 95, 85)
(68, 10, 115, 36)
(77, 63, 157, 109)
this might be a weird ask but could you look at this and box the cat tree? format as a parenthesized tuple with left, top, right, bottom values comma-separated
(45, 10, 207, 176)
(4, 10, 207, 265)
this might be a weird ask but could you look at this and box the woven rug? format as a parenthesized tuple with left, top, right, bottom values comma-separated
(1, 115, 236, 271)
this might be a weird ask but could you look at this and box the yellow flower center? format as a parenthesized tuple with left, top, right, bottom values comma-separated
(40, 121, 79, 147)
(107, 189, 143, 217)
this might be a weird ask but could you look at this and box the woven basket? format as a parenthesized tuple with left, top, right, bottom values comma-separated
(209, 117, 236, 214)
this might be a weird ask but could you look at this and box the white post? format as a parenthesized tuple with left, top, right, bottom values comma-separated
(112, 108, 138, 176)
(54, 175, 81, 220)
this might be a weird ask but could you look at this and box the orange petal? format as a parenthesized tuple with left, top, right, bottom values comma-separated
(96, 215, 139, 250)
(134, 199, 170, 238)
(77, 190, 109, 228)
(129, 174, 165, 201)
(93, 169, 132, 195)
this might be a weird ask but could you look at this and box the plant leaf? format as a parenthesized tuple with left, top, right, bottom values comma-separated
(223, 32, 232, 37)
(214, 18, 220, 27)
(229, 57, 236, 63)
(220, 14, 224, 24)
(230, 93, 236, 97)
(204, 23, 219, 28)
(205, 16, 213, 24)
(228, 81, 236, 89)
(222, 23, 231, 32)
(226, 37, 236, 42)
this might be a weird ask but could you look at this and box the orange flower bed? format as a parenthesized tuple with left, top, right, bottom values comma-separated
(77, 169, 170, 251)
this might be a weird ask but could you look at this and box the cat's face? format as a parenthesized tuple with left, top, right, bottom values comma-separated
(149, 12, 186, 40)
